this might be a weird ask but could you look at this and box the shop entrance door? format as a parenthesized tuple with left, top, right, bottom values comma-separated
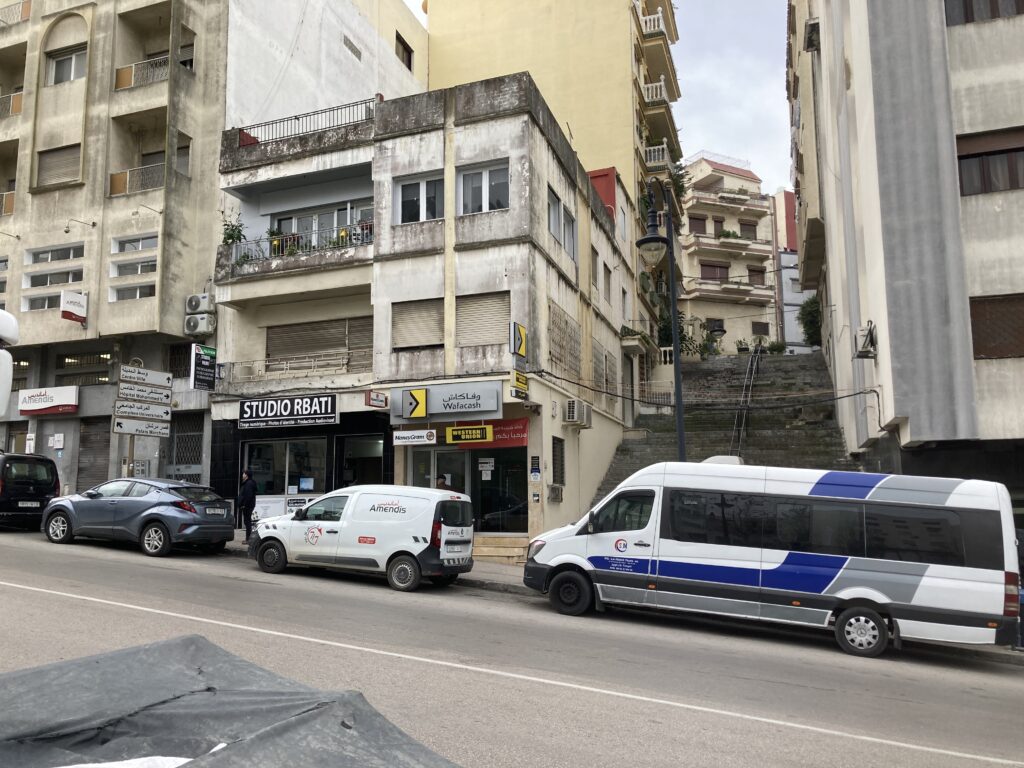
(409, 449, 469, 496)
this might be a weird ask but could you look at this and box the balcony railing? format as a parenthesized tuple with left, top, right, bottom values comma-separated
(686, 188, 771, 209)
(237, 97, 376, 146)
(224, 350, 372, 383)
(109, 163, 165, 196)
(644, 140, 669, 169)
(0, 92, 22, 120)
(228, 222, 374, 274)
(114, 56, 170, 90)
(0, 0, 30, 26)
(642, 76, 667, 104)
(0, 191, 14, 216)
(637, 4, 667, 36)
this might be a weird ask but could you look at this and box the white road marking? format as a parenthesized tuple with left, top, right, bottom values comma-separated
(2, 579, 1021, 767)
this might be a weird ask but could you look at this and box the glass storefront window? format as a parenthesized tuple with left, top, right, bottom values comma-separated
(244, 439, 325, 495)
(288, 440, 326, 494)
(340, 435, 384, 486)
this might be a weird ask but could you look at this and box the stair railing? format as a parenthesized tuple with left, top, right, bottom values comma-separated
(729, 344, 764, 457)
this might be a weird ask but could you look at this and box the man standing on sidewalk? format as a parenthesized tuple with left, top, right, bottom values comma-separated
(236, 470, 257, 543)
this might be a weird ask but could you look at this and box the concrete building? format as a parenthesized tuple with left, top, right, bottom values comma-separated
(787, 1, 1024, 503)
(773, 188, 815, 354)
(678, 151, 777, 354)
(211, 73, 638, 561)
(0, 0, 426, 491)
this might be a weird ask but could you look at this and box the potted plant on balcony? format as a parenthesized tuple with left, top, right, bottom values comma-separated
(718, 229, 742, 241)
(221, 213, 245, 245)
(266, 228, 283, 256)
(735, 338, 750, 355)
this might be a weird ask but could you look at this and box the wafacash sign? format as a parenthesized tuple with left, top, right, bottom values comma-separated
(238, 394, 338, 429)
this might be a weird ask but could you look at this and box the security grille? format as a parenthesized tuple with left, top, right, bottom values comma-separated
(77, 418, 111, 491)
(548, 300, 581, 389)
(605, 352, 618, 398)
(592, 339, 605, 405)
(166, 412, 204, 484)
(970, 294, 1024, 359)
(169, 343, 192, 378)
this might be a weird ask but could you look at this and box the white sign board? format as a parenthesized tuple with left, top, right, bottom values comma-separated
(118, 381, 172, 405)
(392, 429, 437, 446)
(113, 417, 170, 438)
(18, 386, 79, 416)
(60, 290, 87, 323)
(119, 365, 172, 388)
(114, 400, 172, 422)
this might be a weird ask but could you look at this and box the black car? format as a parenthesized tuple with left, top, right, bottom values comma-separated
(0, 453, 60, 529)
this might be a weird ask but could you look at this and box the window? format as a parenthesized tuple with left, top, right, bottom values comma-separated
(114, 284, 156, 301)
(548, 188, 562, 242)
(116, 235, 158, 252)
(865, 504, 964, 566)
(591, 248, 600, 287)
(751, 321, 770, 337)
(739, 220, 758, 239)
(551, 437, 565, 486)
(603, 263, 612, 302)
(169, 343, 192, 378)
(459, 163, 509, 214)
(945, 0, 1024, 25)
(392, 298, 444, 349)
(47, 46, 87, 85)
(712, 217, 724, 237)
(748, 267, 766, 286)
(26, 295, 60, 311)
(0, 258, 7, 271)
(622, 288, 628, 318)
(304, 496, 349, 522)
(0, 280, 5, 293)
(56, 371, 110, 386)
(562, 207, 577, 260)
(395, 32, 413, 70)
(93, 480, 133, 498)
(970, 294, 1024, 358)
(266, 317, 373, 373)
(661, 491, 763, 547)
(28, 269, 82, 288)
(763, 499, 864, 556)
(592, 492, 655, 534)
(178, 43, 195, 71)
(116, 260, 157, 277)
(456, 292, 510, 347)
(958, 150, 1024, 195)
(790, 278, 802, 292)
(37, 145, 81, 186)
(57, 352, 112, 369)
(700, 263, 729, 281)
(618, 206, 626, 241)
(688, 215, 707, 235)
(244, 439, 327, 496)
(31, 245, 84, 264)
(707, 318, 725, 334)
(398, 176, 443, 223)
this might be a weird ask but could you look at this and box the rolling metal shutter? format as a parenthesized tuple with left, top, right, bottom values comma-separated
(37, 145, 81, 187)
(392, 299, 443, 349)
(346, 316, 373, 372)
(266, 319, 350, 358)
(456, 292, 510, 347)
(76, 418, 111, 492)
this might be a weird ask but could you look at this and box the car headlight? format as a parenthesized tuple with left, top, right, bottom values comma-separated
(527, 539, 546, 561)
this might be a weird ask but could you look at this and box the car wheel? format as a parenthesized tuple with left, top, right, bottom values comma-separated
(201, 541, 227, 555)
(140, 522, 171, 557)
(430, 574, 458, 587)
(387, 555, 422, 592)
(257, 540, 287, 574)
(835, 606, 889, 658)
(549, 571, 593, 616)
(45, 511, 74, 544)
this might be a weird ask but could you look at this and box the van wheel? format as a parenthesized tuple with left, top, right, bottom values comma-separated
(257, 540, 287, 574)
(387, 555, 422, 592)
(46, 511, 74, 544)
(140, 522, 171, 557)
(430, 574, 458, 587)
(549, 571, 593, 616)
(835, 607, 889, 657)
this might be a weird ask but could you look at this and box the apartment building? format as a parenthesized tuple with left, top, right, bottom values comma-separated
(0, 0, 425, 491)
(773, 188, 815, 354)
(788, 1, 1024, 501)
(210, 73, 637, 559)
(678, 152, 777, 353)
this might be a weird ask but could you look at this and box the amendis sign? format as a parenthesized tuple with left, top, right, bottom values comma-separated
(446, 425, 495, 445)
(239, 394, 338, 429)
(18, 386, 79, 416)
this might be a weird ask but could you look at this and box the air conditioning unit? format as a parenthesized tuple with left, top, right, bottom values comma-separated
(184, 313, 216, 336)
(563, 399, 593, 429)
(185, 293, 215, 314)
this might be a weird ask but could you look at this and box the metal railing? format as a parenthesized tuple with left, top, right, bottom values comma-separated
(683, 150, 752, 169)
(644, 141, 669, 168)
(642, 75, 667, 103)
(729, 345, 764, 457)
(687, 189, 771, 208)
(0, 0, 29, 26)
(228, 222, 374, 272)
(225, 350, 372, 382)
(0, 191, 13, 216)
(115, 56, 169, 90)
(637, 5, 666, 36)
(238, 97, 376, 146)
(0, 92, 21, 119)
(110, 163, 165, 196)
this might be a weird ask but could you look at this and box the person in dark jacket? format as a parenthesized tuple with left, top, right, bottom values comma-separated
(236, 470, 258, 543)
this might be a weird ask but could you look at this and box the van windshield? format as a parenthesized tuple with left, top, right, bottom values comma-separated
(4, 460, 56, 486)
(437, 500, 473, 527)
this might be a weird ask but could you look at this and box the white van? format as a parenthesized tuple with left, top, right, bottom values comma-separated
(524, 462, 1021, 657)
(249, 485, 474, 591)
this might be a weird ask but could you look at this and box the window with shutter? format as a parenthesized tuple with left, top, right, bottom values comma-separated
(392, 299, 444, 349)
(456, 292, 510, 347)
(37, 145, 81, 186)
(265, 317, 374, 372)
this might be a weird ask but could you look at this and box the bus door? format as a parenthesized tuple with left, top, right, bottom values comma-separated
(585, 489, 658, 606)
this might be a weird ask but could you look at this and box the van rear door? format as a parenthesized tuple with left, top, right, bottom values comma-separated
(435, 498, 474, 563)
(2, 458, 58, 514)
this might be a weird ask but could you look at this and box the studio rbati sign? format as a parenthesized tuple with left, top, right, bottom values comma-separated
(238, 395, 338, 429)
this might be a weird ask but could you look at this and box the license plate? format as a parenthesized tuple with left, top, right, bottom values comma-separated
(18, 501, 39, 508)
(205, 508, 226, 517)
(445, 545, 463, 553)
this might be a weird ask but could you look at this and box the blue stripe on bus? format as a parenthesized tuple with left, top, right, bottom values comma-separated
(809, 471, 889, 500)
(759, 552, 848, 593)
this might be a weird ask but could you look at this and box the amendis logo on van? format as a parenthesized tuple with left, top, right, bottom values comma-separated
(369, 500, 407, 514)
(358, 536, 376, 545)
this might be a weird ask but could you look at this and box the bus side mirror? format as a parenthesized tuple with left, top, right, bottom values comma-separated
(587, 511, 595, 534)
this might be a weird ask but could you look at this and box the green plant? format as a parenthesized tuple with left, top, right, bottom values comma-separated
(734, 338, 750, 350)
(656, 312, 706, 357)
(718, 229, 742, 240)
(797, 294, 822, 346)
(285, 244, 299, 257)
(768, 340, 787, 354)
(222, 212, 245, 245)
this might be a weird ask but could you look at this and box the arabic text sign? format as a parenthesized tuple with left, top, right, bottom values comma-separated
(118, 381, 172, 405)
(114, 400, 171, 422)
(113, 417, 171, 438)
(120, 365, 172, 388)
(390, 381, 503, 424)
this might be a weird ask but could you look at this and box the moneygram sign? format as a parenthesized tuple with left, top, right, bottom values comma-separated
(238, 394, 338, 429)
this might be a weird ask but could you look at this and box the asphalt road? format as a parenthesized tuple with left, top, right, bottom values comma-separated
(1, 530, 1022, 768)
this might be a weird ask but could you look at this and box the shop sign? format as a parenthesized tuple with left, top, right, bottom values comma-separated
(390, 381, 503, 424)
(190, 344, 217, 392)
(446, 425, 495, 445)
(450, 418, 528, 450)
(60, 291, 87, 324)
(511, 322, 528, 358)
(511, 371, 528, 401)
(365, 390, 389, 409)
(239, 394, 338, 429)
(393, 429, 437, 446)
(19, 386, 79, 416)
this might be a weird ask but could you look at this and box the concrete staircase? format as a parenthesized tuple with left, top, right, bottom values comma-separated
(594, 352, 860, 505)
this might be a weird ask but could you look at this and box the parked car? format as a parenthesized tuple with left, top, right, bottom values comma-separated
(248, 485, 474, 591)
(0, 453, 60, 530)
(42, 478, 234, 557)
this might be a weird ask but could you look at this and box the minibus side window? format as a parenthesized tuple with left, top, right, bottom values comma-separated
(763, 499, 863, 557)
(865, 504, 964, 566)
(591, 492, 654, 534)
(662, 491, 763, 546)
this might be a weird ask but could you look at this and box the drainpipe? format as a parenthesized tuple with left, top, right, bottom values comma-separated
(770, 193, 785, 346)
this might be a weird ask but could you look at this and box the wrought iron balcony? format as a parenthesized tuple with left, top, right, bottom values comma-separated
(109, 163, 165, 196)
(114, 56, 170, 90)
(0, 0, 30, 26)
(236, 98, 376, 146)
(224, 222, 374, 279)
(0, 92, 22, 120)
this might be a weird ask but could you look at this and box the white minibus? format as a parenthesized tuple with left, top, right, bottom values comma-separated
(524, 463, 1020, 657)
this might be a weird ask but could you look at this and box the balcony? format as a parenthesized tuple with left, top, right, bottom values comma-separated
(637, 4, 667, 37)
(683, 232, 773, 261)
(634, 2, 679, 100)
(216, 223, 374, 283)
(114, 56, 169, 90)
(109, 163, 165, 196)
(0, 92, 21, 120)
(0, 190, 13, 216)
(642, 76, 667, 105)
(644, 140, 670, 170)
(0, 0, 29, 26)
(683, 278, 775, 305)
(220, 349, 373, 396)
(684, 188, 771, 214)
(222, 97, 377, 173)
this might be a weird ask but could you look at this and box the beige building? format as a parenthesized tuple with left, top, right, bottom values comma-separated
(0, 0, 426, 491)
(788, 1, 1024, 505)
(679, 151, 776, 353)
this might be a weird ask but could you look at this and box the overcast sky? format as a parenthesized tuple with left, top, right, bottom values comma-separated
(672, 0, 790, 192)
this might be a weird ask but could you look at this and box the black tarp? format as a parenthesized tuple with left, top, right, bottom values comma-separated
(0, 635, 459, 768)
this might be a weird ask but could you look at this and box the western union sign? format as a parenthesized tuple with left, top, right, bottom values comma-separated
(446, 425, 495, 444)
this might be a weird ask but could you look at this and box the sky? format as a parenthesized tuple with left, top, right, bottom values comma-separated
(672, 0, 791, 192)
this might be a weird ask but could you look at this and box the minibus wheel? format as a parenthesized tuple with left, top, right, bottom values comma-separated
(549, 571, 593, 616)
(834, 606, 889, 657)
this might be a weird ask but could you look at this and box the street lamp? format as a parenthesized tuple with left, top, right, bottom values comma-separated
(636, 178, 686, 462)
(709, 325, 727, 355)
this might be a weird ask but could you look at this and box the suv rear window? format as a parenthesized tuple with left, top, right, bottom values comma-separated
(171, 486, 222, 502)
(437, 500, 472, 527)
(4, 460, 56, 485)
